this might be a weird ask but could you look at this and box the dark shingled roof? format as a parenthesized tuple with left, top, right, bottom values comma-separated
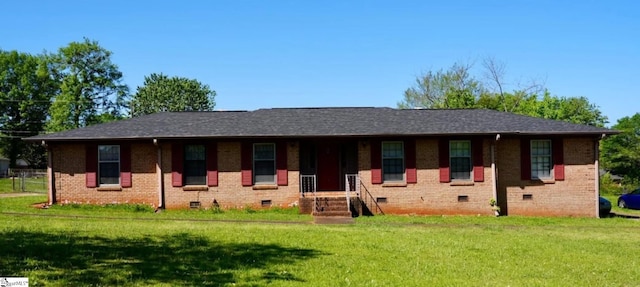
(26, 107, 617, 142)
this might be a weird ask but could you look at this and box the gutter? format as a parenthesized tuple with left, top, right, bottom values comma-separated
(492, 134, 500, 212)
(42, 140, 55, 205)
(23, 129, 620, 142)
(594, 134, 606, 218)
(154, 139, 164, 210)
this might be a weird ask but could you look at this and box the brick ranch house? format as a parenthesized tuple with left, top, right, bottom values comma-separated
(26, 108, 617, 217)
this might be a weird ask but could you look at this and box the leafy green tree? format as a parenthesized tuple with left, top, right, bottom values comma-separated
(47, 38, 129, 132)
(476, 91, 607, 127)
(601, 113, 640, 184)
(400, 60, 607, 126)
(527, 93, 607, 127)
(0, 50, 56, 168)
(480, 57, 545, 113)
(398, 63, 484, 109)
(129, 73, 216, 117)
(476, 91, 538, 114)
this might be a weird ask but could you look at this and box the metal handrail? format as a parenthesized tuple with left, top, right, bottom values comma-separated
(300, 174, 318, 214)
(299, 174, 316, 197)
(359, 181, 384, 215)
(345, 174, 360, 212)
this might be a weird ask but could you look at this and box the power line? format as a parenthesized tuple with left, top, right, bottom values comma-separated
(0, 135, 33, 139)
(0, 130, 44, 134)
(0, 99, 122, 106)
(0, 121, 48, 124)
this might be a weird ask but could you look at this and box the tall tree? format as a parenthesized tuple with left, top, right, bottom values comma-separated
(398, 63, 484, 109)
(481, 57, 544, 113)
(400, 60, 607, 126)
(0, 50, 56, 168)
(478, 91, 607, 127)
(528, 93, 607, 127)
(47, 38, 129, 132)
(601, 113, 640, 184)
(129, 73, 216, 117)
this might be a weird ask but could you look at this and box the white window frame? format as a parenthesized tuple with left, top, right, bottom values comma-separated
(531, 139, 552, 179)
(449, 140, 472, 181)
(98, 145, 120, 186)
(382, 141, 405, 182)
(253, 143, 276, 184)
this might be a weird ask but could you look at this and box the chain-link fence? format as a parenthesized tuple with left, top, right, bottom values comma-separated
(9, 169, 47, 193)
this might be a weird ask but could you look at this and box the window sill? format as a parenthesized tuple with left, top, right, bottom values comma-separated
(97, 186, 122, 192)
(450, 181, 474, 186)
(382, 182, 407, 187)
(531, 178, 556, 184)
(183, 186, 209, 192)
(253, 184, 278, 190)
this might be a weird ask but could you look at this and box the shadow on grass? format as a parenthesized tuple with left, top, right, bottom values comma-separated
(0, 230, 322, 286)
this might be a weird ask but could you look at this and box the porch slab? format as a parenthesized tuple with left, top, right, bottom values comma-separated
(301, 191, 355, 198)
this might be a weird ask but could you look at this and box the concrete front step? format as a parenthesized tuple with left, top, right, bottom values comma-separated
(314, 205, 351, 213)
(313, 211, 352, 217)
(313, 216, 355, 224)
(315, 197, 350, 214)
(299, 195, 356, 215)
(316, 197, 349, 203)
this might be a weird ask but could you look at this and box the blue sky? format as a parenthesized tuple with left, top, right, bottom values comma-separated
(2, 0, 638, 125)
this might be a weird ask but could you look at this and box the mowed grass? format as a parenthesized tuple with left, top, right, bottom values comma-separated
(0, 177, 47, 194)
(0, 177, 18, 193)
(1, 196, 640, 286)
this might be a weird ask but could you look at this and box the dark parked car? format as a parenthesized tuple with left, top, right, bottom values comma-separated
(617, 188, 640, 209)
(600, 197, 611, 217)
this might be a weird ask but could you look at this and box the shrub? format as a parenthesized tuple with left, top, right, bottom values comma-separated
(600, 173, 624, 196)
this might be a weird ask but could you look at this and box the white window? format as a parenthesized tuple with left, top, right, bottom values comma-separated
(531, 140, 552, 179)
(382, 141, 404, 182)
(450, 140, 471, 180)
(98, 145, 119, 185)
(254, 143, 276, 184)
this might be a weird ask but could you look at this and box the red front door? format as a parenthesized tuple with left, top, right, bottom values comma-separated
(317, 142, 340, 190)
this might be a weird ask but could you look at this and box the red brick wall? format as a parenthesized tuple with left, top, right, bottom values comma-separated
(358, 138, 495, 215)
(50, 142, 158, 207)
(497, 137, 598, 217)
(161, 141, 300, 209)
(49, 136, 599, 217)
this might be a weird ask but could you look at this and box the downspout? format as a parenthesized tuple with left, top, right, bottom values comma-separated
(491, 134, 500, 206)
(594, 135, 603, 218)
(43, 141, 55, 205)
(154, 139, 164, 210)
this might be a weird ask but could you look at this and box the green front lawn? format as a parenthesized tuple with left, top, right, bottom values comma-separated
(0, 177, 47, 194)
(0, 177, 17, 193)
(1, 196, 639, 286)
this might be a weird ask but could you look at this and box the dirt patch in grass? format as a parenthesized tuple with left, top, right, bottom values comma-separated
(0, 192, 44, 198)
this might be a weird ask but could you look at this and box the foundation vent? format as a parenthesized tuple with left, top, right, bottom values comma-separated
(376, 197, 387, 203)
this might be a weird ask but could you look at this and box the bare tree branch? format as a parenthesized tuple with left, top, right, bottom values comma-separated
(482, 57, 507, 111)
